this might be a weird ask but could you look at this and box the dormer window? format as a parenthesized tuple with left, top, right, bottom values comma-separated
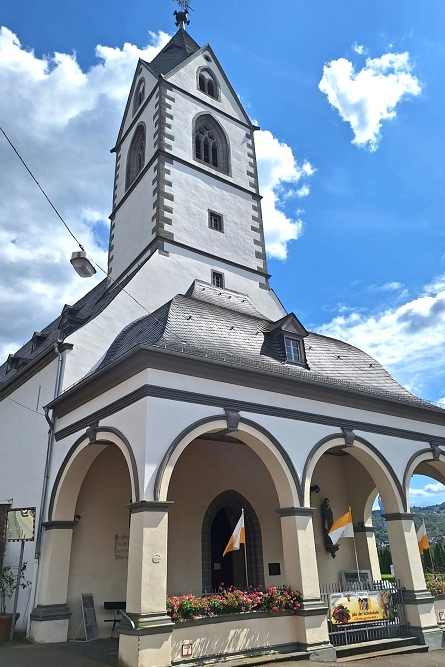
(133, 78, 145, 116)
(285, 337, 302, 364)
(198, 69, 219, 99)
(261, 313, 309, 368)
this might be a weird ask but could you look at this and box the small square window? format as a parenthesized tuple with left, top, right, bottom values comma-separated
(208, 211, 223, 232)
(285, 337, 301, 364)
(212, 271, 224, 288)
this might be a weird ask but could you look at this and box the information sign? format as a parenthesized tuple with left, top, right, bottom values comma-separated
(330, 589, 393, 624)
(81, 594, 99, 641)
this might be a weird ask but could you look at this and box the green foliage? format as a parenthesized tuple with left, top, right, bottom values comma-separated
(166, 586, 302, 623)
(0, 562, 30, 615)
(377, 546, 392, 574)
(425, 573, 445, 596)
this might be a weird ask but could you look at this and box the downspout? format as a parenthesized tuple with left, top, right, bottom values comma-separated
(28, 341, 65, 634)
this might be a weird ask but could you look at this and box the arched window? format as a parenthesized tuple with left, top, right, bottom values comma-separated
(194, 114, 229, 174)
(125, 124, 146, 190)
(197, 69, 218, 99)
(132, 78, 145, 116)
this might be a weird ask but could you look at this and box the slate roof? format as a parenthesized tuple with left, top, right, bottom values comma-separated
(96, 280, 427, 406)
(148, 29, 201, 76)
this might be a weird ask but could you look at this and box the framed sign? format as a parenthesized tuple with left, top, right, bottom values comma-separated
(81, 594, 98, 641)
(5, 507, 36, 542)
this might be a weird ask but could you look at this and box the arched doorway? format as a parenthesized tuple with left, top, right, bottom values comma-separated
(203, 490, 264, 590)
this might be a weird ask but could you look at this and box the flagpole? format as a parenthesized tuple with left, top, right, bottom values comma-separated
(242, 509, 249, 589)
(350, 507, 361, 586)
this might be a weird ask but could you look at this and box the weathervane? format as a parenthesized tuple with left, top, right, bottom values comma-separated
(173, 0, 193, 29)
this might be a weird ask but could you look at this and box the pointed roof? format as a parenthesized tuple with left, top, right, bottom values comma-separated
(149, 28, 200, 75)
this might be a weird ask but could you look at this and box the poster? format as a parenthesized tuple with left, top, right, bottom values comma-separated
(329, 590, 393, 624)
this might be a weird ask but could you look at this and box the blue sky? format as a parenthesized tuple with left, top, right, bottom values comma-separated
(1, 0, 445, 506)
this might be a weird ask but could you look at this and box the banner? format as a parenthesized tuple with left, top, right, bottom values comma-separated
(329, 590, 393, 624)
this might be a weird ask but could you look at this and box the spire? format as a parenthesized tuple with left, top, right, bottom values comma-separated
(173, 0, 193, 30)
(148, 25, 200, 76)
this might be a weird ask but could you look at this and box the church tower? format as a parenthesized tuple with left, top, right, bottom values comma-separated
(107, 12, 285, 320)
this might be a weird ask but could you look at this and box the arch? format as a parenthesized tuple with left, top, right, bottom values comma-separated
(133, 78, 145, 115)
(202, 490, 264, 590)
(125, 123, 146, 190)
(48, 426, 140, 522)
(197, 67, 219, 100)
(193, 114, 229, 175)
(404, 449, 445, 505)
(302, 432, 406, 512)
(154, 415, 302, 508)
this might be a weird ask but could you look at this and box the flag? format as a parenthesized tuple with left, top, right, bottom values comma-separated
(223, 509, 245, 557)
(328, 507, 354, 545)
(417, 521, 429, 554)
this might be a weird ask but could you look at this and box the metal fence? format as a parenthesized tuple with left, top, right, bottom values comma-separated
(320, 579, 409, 647)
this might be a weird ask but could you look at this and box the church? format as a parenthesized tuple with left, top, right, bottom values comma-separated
(1, 8, 445, 666)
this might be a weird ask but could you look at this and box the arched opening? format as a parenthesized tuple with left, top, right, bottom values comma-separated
(304, 434, 404, 587)
(203, 490, 264, 590)
(198, 69, 218, 99)
(133, 78, 145, 115)
(161, 418, 300, 596)
(193, 114, 229, 174)
(125, 124, 146, 189)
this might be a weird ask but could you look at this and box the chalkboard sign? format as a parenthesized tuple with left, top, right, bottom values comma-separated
(81, 594, 98, 641)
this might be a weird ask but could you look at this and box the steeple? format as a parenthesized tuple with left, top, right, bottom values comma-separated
(106, 18, 285, 321)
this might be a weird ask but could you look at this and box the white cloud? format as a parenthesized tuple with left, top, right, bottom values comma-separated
(0, 26, 313, 361)
(352, 43, 368, 56)
(368, 281, 404, 293)
(319, 51, 421, 151)
(410, 482, 445, 497)
(255, 130, 315, 260)
(317, 276, 445, 400)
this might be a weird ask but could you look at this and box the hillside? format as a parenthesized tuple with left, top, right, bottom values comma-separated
(372, 502, 445, 544)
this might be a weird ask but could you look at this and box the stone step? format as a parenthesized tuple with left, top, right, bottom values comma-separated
(335, 636, 427, 661)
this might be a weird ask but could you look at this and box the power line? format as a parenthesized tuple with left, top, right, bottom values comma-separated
(6, 396, 45, 416)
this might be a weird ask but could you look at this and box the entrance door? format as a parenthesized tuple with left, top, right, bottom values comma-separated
(210, 508, 246, 590)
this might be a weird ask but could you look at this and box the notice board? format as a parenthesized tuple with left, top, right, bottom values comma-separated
(81, 593, 98, 641)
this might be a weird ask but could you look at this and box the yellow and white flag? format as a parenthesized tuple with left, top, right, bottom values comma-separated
(223, 509, 245, 556)
(417, 521, 429, 554)
(328, 507, 354, 545)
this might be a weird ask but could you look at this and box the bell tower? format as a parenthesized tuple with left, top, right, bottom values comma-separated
(107, 9, 285, 320)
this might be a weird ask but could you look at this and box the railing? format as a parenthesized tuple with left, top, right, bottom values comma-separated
(320, 579, 409, 647)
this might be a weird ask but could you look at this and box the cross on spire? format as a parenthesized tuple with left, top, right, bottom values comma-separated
(173, 0, 193, 29)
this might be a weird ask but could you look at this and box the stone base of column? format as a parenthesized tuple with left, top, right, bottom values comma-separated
(118, 613, 174, 667)
(408, 625, 444, 651)
(29, 604, 72, 643)
(295, 598, 335, 661)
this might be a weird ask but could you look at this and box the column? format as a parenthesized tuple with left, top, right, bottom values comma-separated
(278, 507, 336, 662)
(29, 521, 74, 643)
(353, 524, 381, 580)
(384, 512, 442, 650)
(118, 501, 174, 667)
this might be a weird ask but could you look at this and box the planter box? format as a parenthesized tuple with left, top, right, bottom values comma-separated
(171, 611, 302, 663)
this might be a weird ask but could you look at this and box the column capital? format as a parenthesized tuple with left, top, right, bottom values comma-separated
(382, 512, 414, 522)
(276, 507, 315, 517)
(128, 501, 174, 514)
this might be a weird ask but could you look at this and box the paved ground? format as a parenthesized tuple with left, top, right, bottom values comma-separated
(1, 639, 445, 667)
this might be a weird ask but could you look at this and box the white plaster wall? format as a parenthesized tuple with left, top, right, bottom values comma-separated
(171, 613, 300, 662)
(110, 161, 157, 280)
(66, 445, 131, 639)
(168, 161, 260, 270)
(167, 438, 284, 593)
(62, 250, 285, 387)
(119, 67, 158, 141)
(168, 50, 249, 125)
(0, 358, 61, 622)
